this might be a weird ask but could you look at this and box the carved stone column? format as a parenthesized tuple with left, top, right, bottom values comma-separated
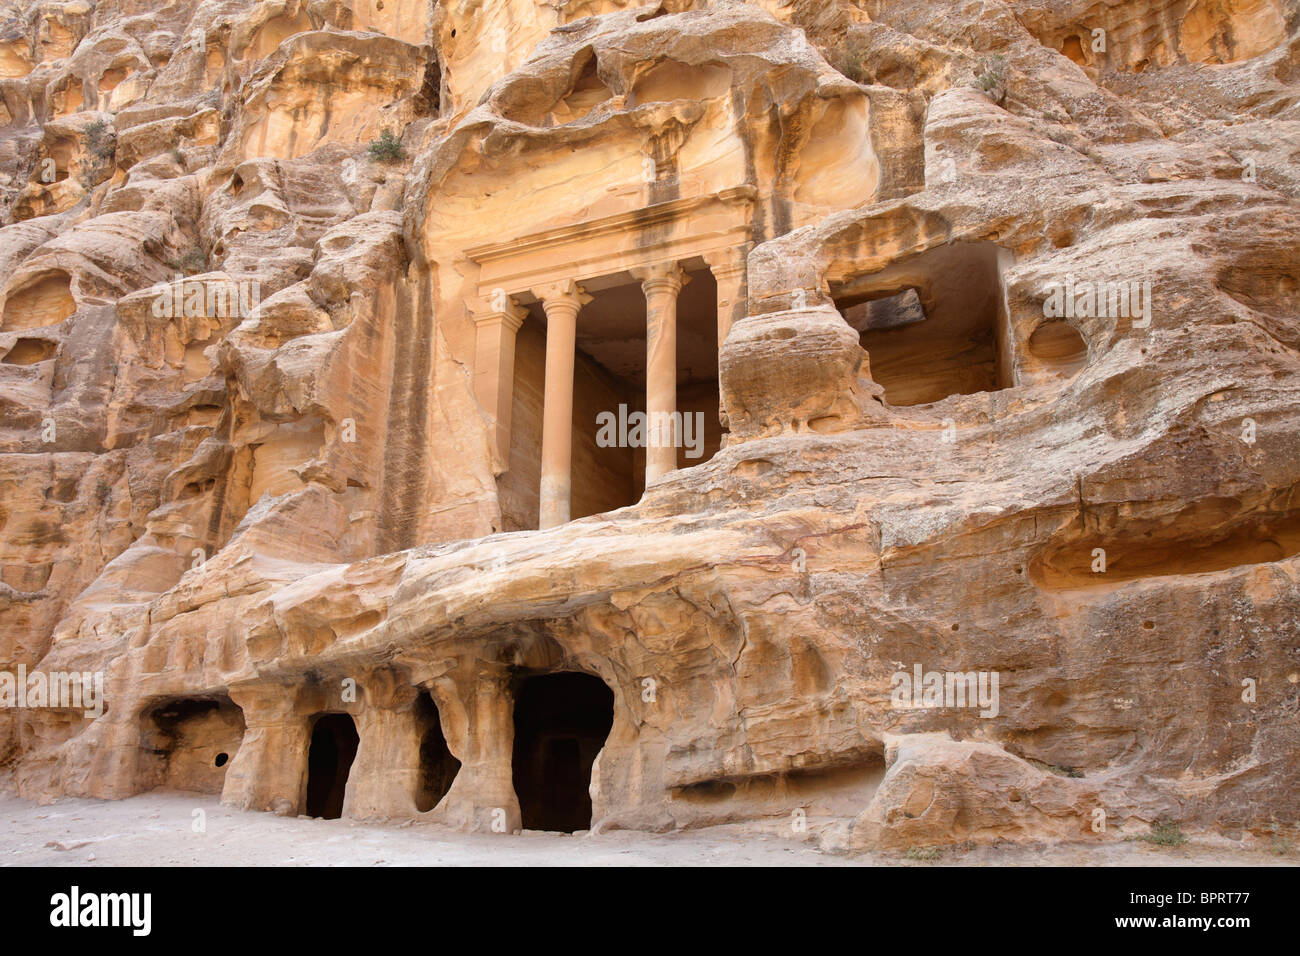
(222, 685, 309, 815)
(703, 245, 749, 351)
(633, 262, 687, 485)
(424, 665, 521, 833)
(341, 681, 422, 821)
(537, 280, 591, 529)
(472, 293, 528, 475)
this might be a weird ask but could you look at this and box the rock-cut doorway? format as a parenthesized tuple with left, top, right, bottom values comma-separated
(511, 673, 615, 832)
(304, 713, 359, 819)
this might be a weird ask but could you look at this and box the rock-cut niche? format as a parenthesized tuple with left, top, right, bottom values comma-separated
(140, 696, 246, 794)
(831, 241, 1016, 405)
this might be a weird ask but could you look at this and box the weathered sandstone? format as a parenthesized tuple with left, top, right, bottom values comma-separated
(0, 0, 1297, 851)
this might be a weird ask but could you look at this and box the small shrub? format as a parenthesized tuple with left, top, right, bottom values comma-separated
(84, 120, 113, 157)
(79, 119, 115, 189)
(368, 129, 405, 163)
(839, 59, 866, 84)
(832, 35, 869, 84)
(1138, 819, 1187, 847)
(976, 55, 1008, 106)
(167, 247, 208, 275)
(1263, 822, 1294, 856)
(903, 845, 943, 861)
(181, 248, 207, 273)
(1029, 758, 1084, 778)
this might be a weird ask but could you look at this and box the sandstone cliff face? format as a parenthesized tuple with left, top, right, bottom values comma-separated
(0, 0, 1297, 850)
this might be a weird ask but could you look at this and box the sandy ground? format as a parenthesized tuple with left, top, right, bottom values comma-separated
(0, 791, 1294, 866)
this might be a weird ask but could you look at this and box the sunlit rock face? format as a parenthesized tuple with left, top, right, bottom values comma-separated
(0, 0, 1297, 850)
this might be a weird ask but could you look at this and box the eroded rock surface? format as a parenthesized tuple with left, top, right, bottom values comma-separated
(1, 0, 1297, 851)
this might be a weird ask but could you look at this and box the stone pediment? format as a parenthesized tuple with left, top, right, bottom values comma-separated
(465, 186, 756, 300)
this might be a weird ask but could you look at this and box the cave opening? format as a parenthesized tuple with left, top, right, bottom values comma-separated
(1, 337, 57, 365)
(304, 713, 359, 820)
(140, 695, 245, 794)
(413, 692, 461, 812)
(832, 241, 1013, 406)
(1, 271, 76, 332)
(511, 672, 615, 832)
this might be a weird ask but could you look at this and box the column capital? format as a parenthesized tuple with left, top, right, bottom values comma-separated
(471, 292, 528, 332)
(702, 244, 750, 279)
(631, 261, 689, 297)
(535, 279, 592, 313)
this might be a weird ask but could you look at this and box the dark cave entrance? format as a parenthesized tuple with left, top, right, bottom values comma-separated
(414, 692, 461, 812)
(511, 672, 615, 832)
(304, 713, 359, 820)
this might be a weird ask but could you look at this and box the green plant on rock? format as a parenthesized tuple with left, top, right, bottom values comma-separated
(1263, 822, 1295, 856)
(976, 54, 1008, 106)
(1027, 757, 1085, 778)
(830, 32, 871, 84)
(79, 119, 115, 189)
(1138, 819, 1187, 847)
(181, 248, 208, 273)
(368, 129, 405, 163)
(903, 845, 943, 861)
(84, 120, 112, 157)
(167, 247, 208, 276)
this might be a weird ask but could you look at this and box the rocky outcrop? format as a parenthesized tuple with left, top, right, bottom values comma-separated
(0, 0, 1297, 852)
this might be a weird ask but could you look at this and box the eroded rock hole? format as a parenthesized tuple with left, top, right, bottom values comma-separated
(1061, 35, 1087, 66)
(1030, 503, 1300, 590)
(1027, 319, 1088, 377)
(628, 59, 732, 107)
(549, 50, 610, 124)
(304, 713, 359, 819)
(98, 67, 127, 94)
(512, 673, 614, 832)
(416, 55, 441, 116)
(140, 696, 245, 794)
(243, 10, 314, 62)
(833, 242, 1012, 406)
(414, 692, 460, 812)
(2, 272, 75, 332)
(2, 337, 57, 364)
